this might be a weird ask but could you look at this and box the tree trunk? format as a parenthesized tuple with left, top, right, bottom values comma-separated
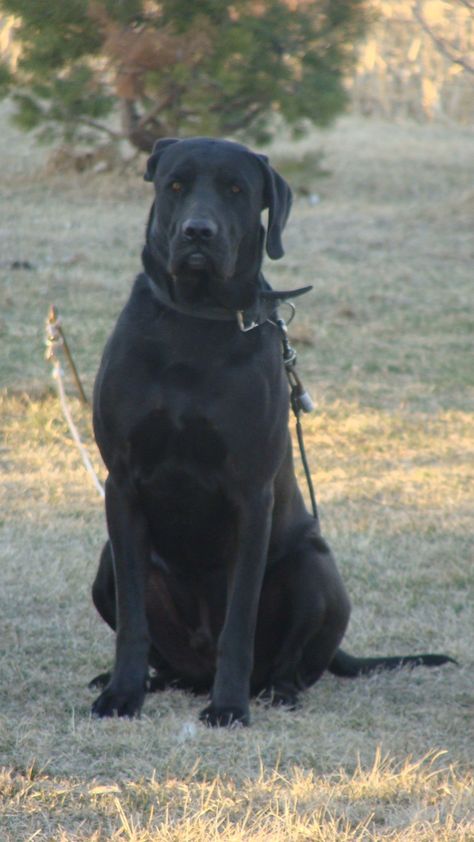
(120, 99, 158, 153)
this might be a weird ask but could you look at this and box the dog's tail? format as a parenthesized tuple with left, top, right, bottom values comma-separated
(328, 647, 457, 677)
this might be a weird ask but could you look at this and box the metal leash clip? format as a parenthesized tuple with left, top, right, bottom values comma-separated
(236, 310, 259, 332)
(276, 317, 314, 414)
(289, 372, 314, 414)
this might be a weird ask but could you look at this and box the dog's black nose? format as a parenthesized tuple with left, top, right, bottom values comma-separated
(182, 218, 218, 241)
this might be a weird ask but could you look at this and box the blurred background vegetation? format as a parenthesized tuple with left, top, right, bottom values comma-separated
(0, 0, 368, 152)
(0, 0, 472, 170)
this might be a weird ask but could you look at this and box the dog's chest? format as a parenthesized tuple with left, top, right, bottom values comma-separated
(106, 318, 284, 567)
(129, 405, 228, 479)
(128, 405, 237, 568)
(126, 338, 275, 479)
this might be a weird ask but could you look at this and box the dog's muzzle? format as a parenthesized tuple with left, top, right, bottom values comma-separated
(169, 227, 235, 282)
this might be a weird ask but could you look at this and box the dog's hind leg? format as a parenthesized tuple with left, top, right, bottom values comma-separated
(92, 541, 116, 631)
(90, 541, 182, 693)
(255, 532, 351, 706)
(88, 541, 116, 691)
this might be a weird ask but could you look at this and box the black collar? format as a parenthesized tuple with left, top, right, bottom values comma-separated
(142, 248, 312, 332)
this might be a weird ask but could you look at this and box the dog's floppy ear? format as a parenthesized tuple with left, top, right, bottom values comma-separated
(144, 138, 179, 182)
(257, 154, 292, 260)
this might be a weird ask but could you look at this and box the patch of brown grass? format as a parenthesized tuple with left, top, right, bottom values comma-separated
(1, 751, 473, 840)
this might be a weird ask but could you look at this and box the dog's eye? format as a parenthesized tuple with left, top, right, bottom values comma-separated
(170, 181, 182, 193)
(230, 184, 241, 194)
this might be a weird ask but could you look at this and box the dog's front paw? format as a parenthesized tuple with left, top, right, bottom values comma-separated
(199, 703, 249, 727)
(91, 682, 145, 719)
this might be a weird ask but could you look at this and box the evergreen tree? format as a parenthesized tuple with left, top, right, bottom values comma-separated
(0, 1, 368, 151)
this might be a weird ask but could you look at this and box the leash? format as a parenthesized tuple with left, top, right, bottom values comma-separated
(45, 306, 105, 500)
(273, 312, 319, 521)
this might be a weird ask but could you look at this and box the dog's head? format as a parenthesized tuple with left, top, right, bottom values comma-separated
(143, 137, 292, 310)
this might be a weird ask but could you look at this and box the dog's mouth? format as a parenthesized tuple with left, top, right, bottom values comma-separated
(168, 251, 221, 306)
(169, 246, 220, 279)
(186, 252, 208, 271)
(164, 238, 257, 311)
(168, 244, 239, 306)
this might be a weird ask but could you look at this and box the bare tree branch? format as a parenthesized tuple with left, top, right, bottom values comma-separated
(76, 117, 122, 140)
(136, 87, 184, 132)
(221, 104, 268, 134)
(413, 0, 474, 75)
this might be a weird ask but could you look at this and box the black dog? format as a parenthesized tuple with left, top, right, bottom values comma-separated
(91, 138, 453, 726)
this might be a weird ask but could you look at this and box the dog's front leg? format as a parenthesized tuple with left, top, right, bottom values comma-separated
(200, 488, 273, 727)
(92, 475, 150, 718)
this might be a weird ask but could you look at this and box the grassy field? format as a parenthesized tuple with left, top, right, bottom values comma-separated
(1, 103, 473, 839)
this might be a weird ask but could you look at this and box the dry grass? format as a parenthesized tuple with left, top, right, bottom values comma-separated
(1, 751, 473, 840)
(1, 103, 473, 839)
